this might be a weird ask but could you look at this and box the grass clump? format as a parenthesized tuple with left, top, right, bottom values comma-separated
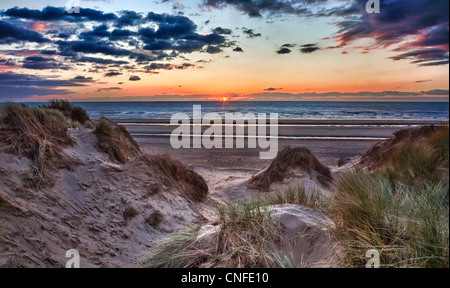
(331, 171, 449, 268)
(46, 100, 90, 125)
(137, 154, 209, 202)
(332, 125, 449, 268)
(248, 146, 333, 191)
(0, 104, 75, 187)
(143, 185, 321, 268)
(94, 117, 141, 164)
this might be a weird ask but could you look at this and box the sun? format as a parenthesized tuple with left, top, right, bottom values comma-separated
(221, 97, 229, 103)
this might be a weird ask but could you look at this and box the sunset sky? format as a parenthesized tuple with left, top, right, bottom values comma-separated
(0, 0, 448, 101)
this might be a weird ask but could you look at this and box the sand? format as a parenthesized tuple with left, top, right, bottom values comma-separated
(122, 119, 438, 202)
(1, 118, 440, 267)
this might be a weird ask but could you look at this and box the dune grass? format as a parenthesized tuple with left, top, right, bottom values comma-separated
(248, 146, 333, 191)
(331, 125, 449, 268)
(94, 117, 141, 163)
(0, 103, 77, 187)
(142, 185, 321, 268)
(46, 99, 90, 126)
(137, 154, 209, 202)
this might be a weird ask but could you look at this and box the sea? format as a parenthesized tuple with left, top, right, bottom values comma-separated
(2, 101, 449, 120)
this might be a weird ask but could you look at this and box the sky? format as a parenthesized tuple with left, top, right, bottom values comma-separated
(0, 0, 448, 101)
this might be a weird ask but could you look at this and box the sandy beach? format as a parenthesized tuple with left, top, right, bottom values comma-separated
(124, 118, 442, 169)
(123, 118, 443, 202)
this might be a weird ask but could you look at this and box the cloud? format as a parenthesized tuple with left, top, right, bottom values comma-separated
(115, 10, 144, 28)
(22, 56, 69, 70)
(332, 0, 449, 66)
(96, 87, 122, 92)
(0, 20, 50, 44)
(129, 76, 141, 81)
(75, 56, 129, 65)
(143, 62, 195, 71)
(0, 57, 18, 67)
(2, 6, 118, 23)
(233, 46, 244, 52)
(205, 45, 222, 54)
(1, 6, 232, 75)
(71, 76, 95, 83)
(389, 48, 449, 66)
(0, 72, 78, 99)
(213, 27, 232, 35)
(264, 87, 282, 91)
(242, 29, 261, 38)
(276, 48, 291, 54)
(300, 43, 320, 53)
(0, 72, 85, 86)
(203, 0, 326, 17)
(104, 71, 123, 77)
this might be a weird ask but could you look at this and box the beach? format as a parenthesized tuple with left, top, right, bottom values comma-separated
(122, 118, 443, 201)
(123, 118, 442, 169)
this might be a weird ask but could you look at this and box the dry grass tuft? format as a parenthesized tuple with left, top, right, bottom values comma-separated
(360, 125, 448, 170)
(142, 185, 321, 268)
(248, 146, 332, 191)
(0, 104, 75, 187)
(46, 100, 90, 126)
(136, 154, 209, 202)
(94, 117, 141, 164)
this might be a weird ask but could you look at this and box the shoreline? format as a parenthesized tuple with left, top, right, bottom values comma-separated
(116, 118, 445, 125)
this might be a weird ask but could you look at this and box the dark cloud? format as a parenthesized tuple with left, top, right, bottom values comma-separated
(115, 10, 143, 28)
(0, 72, 79, 99)
(22, 56, 69, 70)
(0, 57, 17, 67)
(2, 6, 118, 23)
(0, 20, 50, 44)
(333, 0, 449, 66)
(282, 44, 296, 48)
(39, 50, 59, 56)
(76, 56, 129, 65)
(129, 76, 141, 81)
(1, 6, 232, 76)
(265, 87, 282, 91)
(389, 48, 449, 66)
(145, 63, 173, 70)
(104, 71, 123, 77)
(213, 27, 232, 35)
(175, 63, 195, 70)
(300, 43, 320, 53)
(0, 72, 84, 87)
(242, 29, 261, 38)
(203, 0, 324, 17)
(276, 48, 291, 54)
(233, 46, 244, 52)
(71, 76, 95, 83)
(205, 45, 222, 54)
